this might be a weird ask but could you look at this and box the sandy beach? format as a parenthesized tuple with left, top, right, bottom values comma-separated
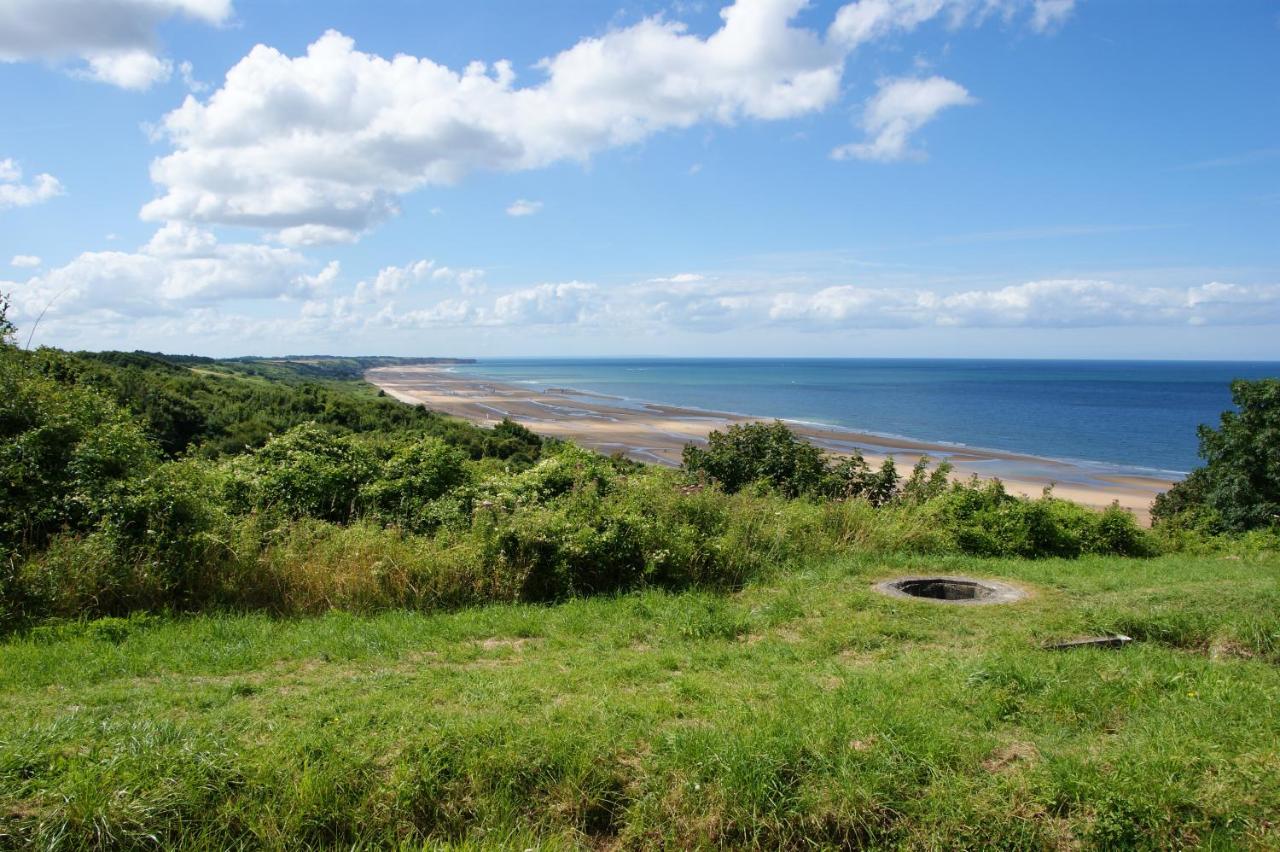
(367, 365, 1174, 522)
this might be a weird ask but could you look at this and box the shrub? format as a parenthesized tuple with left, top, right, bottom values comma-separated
(1153, 379, 1280, 532)
(243, 423, 378, 522)
(682, 420, 944, 505)
(360, 436, 473, 531)
(682, 421, 830, 498)
(95, 460, 237, 603)
(0, 350, 157, 554)
(930, 478, 1153, 558)
(481, 418, 544, 466)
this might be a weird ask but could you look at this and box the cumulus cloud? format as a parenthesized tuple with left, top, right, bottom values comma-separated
(763, 279, 1280, 328)
(347, 259, 486, 305)
(832, 75, 975, 162)
(141, 0, 1063, 242)
(0, 159, 64, 209)
(506, 199, 543, 217)
(2, 222, 332, 333)
(368, 281, 599, 330)
(0, 0, 233, 90)
(353, 259, 434, 303)
(370, 276, 1280, 332)
(11, 255, 41, 268)
(77, 49, 173, 89)
(486, 282, 598, 326)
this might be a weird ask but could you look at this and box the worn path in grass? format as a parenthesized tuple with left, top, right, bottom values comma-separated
(2, 552, 1279, 849)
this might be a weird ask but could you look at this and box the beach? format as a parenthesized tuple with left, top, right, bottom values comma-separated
(367, 364, 1175, 521)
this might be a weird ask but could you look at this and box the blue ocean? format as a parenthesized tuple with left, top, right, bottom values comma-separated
(453, 359, 1280, 476)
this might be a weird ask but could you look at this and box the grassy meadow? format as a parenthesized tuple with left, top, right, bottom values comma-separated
(3, 549, 1279, 849)
(2, 335, 1279, 848)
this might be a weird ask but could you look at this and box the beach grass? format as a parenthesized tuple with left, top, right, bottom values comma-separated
(3, 549, 1278, 849)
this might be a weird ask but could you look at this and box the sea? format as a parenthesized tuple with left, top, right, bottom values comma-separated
(452, 359, 1280, 478)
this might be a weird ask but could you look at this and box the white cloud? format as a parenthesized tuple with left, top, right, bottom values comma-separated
(506, 199, 544, 217)
(354, 259, 437, 303)
(828, 0, 1056, 48)
(2, 222, 331, 331)
(367, 276, 1280, 333)
(485, 282, 598, 326)
(767, 279, 1280, 328)
(341, 258, 487, 307)
(0, 0, 233, 90)
(397, 298, 474, 328)
(650, 272, 706, 284)
(433, 265, 486, 294)
(11, 255, 41, 268)
(1030, 0, 1075, 33)
(140, 0, 1063, 242)
(78, 49, 172, 89)
(828, 0, 957, 48)
(832, 75, 975, 162)
(178, 59, 208, 93)
(0, 159, 64, 209)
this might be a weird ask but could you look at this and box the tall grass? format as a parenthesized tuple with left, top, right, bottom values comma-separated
(11, 453, 1176, 627)
(2, 552, 1278, 848)
(15, 482, 957, 622)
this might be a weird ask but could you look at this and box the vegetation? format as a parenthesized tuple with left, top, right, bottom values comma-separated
(1, 337, 1160, 628)
(682, 419, 909, 502)
(1153, 378, 1280, 533)
(23, 348, 526, 459)
(2, 551, 1278, 849)
(1, 299, 1278, 847)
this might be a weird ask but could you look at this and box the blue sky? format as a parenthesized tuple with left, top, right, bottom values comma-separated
(1, 0, 1278, 359)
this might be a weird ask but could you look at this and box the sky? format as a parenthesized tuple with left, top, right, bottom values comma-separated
(1, 0, 1278, 360)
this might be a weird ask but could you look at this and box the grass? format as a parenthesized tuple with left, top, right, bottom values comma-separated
(2, 550, 1279, 849)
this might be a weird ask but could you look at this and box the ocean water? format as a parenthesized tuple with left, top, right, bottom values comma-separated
(452, 359, 1280, 476)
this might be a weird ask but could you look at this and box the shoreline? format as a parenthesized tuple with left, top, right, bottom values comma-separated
(367, 364, 1175, 522)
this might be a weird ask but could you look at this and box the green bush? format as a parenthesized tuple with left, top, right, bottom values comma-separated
(0, 351, 157, 555)
(360, 436, 473, 531)
(930, 478, 1154, 558)
(682, 421, 830, 498)
(243, 423, 379, 522)
(96, 460, 237, 602)
(681, 420, 941, 505)
(1153, 379, 1280, 532)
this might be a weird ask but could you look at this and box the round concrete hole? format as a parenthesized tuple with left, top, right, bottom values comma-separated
(874, 576, 1025, 605)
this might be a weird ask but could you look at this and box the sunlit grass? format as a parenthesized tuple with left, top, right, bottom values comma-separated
(2, 550, 1278, 849)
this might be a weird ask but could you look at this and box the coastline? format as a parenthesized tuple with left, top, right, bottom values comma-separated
(367, 364, 1175, 522)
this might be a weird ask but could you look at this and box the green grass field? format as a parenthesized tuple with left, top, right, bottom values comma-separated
(3, 550, 1279, 849)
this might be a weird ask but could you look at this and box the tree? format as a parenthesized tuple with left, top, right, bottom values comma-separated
(1152, 379, 1280, 531)
(0, 293, 15, 347)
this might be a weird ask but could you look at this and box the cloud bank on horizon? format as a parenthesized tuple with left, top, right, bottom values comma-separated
(2, 0, 1278, 357)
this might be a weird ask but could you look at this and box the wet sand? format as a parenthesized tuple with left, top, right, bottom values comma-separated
(367, 365, 1174, 522)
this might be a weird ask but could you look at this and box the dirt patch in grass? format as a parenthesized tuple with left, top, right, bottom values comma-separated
(1209, 638, 1257, 661)
(982, 740, 1041, 773)
(476, 637, 540, 652)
